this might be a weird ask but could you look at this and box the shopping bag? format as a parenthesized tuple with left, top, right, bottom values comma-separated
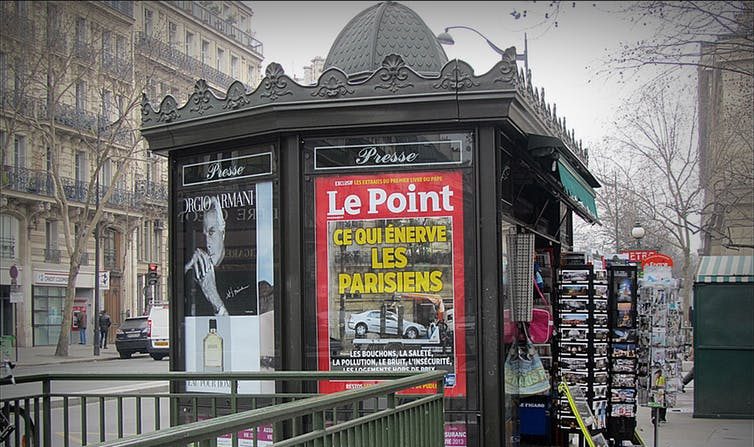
(529, 279, 554, 344)
(504, 337, 551, 396)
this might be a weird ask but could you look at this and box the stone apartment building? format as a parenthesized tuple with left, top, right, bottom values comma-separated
(0, 0, 263, 347)
(697, 9, 754, 256)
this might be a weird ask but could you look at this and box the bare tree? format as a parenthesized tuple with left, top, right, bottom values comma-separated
(593, 86, 700, 314)
(1, 4, 160, 356)
(510, 1, 754, 78)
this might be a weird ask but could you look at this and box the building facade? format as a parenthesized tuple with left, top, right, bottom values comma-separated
(697, 9, 754, 256)
(0, 0, 263, 347)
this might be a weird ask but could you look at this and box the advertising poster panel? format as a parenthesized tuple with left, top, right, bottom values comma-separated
(176, 151, 275, 395)
(316, 170, 466, 397)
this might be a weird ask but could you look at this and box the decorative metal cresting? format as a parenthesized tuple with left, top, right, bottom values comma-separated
(140, 52, 588, 168)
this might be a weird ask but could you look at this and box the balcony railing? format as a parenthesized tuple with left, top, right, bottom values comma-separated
(0, 237, 15, 259)
(101, 0, 134, 18)
(44, 248, 62, 263)
(135, 179, 168, 203)
(168, 1, 263, 58)
(2, 165, 167, 212)
(135, 32, 235, 88)
(1, 165, 55, 195)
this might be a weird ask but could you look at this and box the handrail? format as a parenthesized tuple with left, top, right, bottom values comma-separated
(1, 370, 445, 447)
(91, 371, 444, 447)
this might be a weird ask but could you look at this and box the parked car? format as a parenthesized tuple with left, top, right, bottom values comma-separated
(146, 305, 170, 361)
(115, 316, 149, 359)
(347, 310, 427, 339)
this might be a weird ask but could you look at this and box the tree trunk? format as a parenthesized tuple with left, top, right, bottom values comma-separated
(54, 261, 81, 357)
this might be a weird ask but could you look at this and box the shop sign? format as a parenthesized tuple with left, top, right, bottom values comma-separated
(314, 140, 465, 170)
(315, 170, 467, 397)
(642, 253, 673, 268)
(622, 250, 657, 263)
(181, 152, 273, 186)
(35, 271, 71, 285)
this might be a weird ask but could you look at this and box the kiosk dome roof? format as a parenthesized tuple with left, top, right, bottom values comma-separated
(324, 1, 449, 80)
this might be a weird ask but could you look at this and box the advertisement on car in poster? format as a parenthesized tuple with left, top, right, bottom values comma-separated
(316, 170, 466, 397)
(176, 151, 275, 395)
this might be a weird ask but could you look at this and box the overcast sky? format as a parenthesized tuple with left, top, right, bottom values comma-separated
(249, 1, 666, 150)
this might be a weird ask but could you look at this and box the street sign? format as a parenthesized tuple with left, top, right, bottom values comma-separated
(10, 292, 23, 303)
(99, 271, 110, 290)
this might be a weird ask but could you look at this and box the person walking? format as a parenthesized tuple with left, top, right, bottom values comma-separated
(98, 310, 112, 349)
(78, 311, 87, 345)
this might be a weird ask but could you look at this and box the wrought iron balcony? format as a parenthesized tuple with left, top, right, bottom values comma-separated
(44, 248, 62, 263)
(101, 0, 134, 18)
(135, 32, 235, 88)
(134, 179, 168, 203)
(168, 1, 263, 58)
(0, 237, 15, 259)
(2, 165, 168, 212)
(1, 165, 54, 195)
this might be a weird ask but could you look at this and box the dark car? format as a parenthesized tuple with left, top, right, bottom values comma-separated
(115, 316, 149, 359)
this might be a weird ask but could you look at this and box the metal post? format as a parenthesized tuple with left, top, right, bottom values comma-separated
(94, 178, 100, 356)
(653, 407, 659, 446)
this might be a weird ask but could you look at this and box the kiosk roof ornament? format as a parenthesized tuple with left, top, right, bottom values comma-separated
(140, 2, 590, 171)
(324, 1, 449, 81)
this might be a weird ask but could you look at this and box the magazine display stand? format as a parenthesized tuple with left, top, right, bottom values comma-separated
(556, 264, 609, 441)
(606, 265, 639, 442)
(637, 282, 683, 408)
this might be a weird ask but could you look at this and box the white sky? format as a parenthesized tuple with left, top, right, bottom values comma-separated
(249, 1, 662, 148)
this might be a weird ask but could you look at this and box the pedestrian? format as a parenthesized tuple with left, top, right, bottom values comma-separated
(99, 310, 112, 349)
(78, 311, 87, 344)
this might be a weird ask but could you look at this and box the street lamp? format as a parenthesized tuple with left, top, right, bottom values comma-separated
(631, 222, 646, 248)
(436, 26, 528, 72)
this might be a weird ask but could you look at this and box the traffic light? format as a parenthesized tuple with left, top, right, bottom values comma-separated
(147, 263, 159, 285)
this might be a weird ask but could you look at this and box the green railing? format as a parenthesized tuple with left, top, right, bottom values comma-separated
(0, 371, 445, 447)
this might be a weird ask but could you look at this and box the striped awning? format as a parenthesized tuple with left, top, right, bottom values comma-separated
(695, 256, 754, 283)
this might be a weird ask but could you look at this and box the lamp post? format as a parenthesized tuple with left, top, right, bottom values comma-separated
(436, 26, 528, 72)
(631, 222, 646, 249)
(93, 177, 100, 356)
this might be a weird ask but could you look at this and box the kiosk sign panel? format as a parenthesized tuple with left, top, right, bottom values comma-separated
(175, 149, 275, 394)
(315, 170, 466, 397)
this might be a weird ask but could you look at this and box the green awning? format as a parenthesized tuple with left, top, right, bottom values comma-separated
(557, 159, 599, 220)
(695, 256, 754, 283)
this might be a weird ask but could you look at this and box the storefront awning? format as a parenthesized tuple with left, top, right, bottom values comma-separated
(695, 256, 754, 283)
(557, 159, 599, 221)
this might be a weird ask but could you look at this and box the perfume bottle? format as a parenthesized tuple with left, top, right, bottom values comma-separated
(203, 318, 223, 372)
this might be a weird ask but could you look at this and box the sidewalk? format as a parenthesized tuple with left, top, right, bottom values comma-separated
(9, 342, 120, 367)
(634, 362, 754, 447)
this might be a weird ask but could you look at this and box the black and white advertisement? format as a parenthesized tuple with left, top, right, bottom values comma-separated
(175, 150, 276, 394)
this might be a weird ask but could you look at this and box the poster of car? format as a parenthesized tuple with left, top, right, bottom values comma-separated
(175, 150, 276, 394)
(315, 171, 466, 397)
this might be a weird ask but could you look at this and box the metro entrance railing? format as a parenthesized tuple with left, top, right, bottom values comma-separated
(0, 370, 445, 447)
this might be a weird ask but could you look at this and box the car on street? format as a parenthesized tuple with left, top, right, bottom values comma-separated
(115, 316, 150, 359)
(146, 305, 170, 361)
(347, 310, 427, 339)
